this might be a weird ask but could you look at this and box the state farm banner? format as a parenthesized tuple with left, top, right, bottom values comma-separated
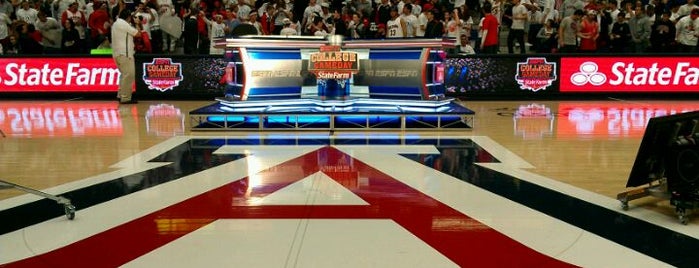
(560, 57, 699, 92)
(0, 57, 119, 92)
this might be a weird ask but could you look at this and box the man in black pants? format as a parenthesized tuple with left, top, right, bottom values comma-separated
(507, 0, 528, 54)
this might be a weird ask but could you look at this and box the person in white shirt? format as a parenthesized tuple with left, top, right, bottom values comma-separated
(134, 2, 155, 43)
(507, 0, 528, 53)
(209, 14, 226, 54)
(458, 34, 475, 54)
(16, 1, 38, 25)
(400, 3, 417, 37)
(675, 8, 699, 53)
(35, 11, 61, 52)
(386, 6, 406, 37)
(237, 0, 252, 22)
(416, 6, 427, 37)
(301, 0, 323, 29)
(0, 11, 9, 47)
(279, 17, 297, 35)
(111, 9, 141, 104)
(679, 0, 697, 18)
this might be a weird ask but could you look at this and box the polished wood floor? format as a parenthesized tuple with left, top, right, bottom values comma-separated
(1, 99, 697, 217)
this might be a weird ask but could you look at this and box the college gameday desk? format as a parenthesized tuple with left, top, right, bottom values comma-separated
(187, 36, 475, 131)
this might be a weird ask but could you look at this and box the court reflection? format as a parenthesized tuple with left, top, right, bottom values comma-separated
(0, 102, 123, 137)
(145, 104, 185, 137)
(557, 102, 699, 139)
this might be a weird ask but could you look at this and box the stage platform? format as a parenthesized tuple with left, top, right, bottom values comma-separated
(189, 98, 475, 131)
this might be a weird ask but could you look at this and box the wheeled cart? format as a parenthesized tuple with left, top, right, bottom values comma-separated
(617, 178, 697, 225)
(0, 179, 76, 220)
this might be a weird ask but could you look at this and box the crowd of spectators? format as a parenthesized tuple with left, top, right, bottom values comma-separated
(0, 0, 696, 55)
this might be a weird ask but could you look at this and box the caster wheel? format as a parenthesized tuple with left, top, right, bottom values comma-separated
(676, 207, 688, 225)
(65, 205, 76, 220)
(620, 202, 629, 211)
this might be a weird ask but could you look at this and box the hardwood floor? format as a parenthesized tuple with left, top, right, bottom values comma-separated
(1, 99, 697, 212)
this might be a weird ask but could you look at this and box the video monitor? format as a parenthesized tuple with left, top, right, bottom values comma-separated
(626, 110, 699, 187)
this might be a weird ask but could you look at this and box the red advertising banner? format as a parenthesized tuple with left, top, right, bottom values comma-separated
(0, 102, 123, 137)
(0, 58, 119, 92)
(556, 102, 699, 138)
(560, 57, 699, 92)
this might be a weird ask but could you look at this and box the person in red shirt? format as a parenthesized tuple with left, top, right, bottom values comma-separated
(480, 3, 499, 54)
(88, 2, 110, 48)
(578, 10, 599, 52)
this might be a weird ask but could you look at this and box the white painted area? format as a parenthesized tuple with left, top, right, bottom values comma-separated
(0, 142, 322, 265)
(256, 171, 369, 206)
(334, 142, 672, 267)
(123, 219, 458, 268)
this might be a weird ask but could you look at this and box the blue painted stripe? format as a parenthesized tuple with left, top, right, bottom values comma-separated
(368, 86, 422, 95)
(248, 87, 302, 95)
(247, 51, 302, 60)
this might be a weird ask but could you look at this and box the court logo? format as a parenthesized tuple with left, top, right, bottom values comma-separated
(142, 58, 183, 92)
(570, 62, 606, 86)
(515, 57, 557, 92)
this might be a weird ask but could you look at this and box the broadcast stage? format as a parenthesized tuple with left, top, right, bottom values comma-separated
(188, 36, 474, 131)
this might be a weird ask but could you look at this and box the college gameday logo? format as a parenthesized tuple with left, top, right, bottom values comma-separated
(560, 57, 699, 92)
(515, 57, 557, 92)
(308, 45, 359, 80)
(0, 58, 119, 92)
(142, 58, 184, 92)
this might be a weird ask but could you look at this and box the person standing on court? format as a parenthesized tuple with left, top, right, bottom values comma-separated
(111, 9, 141, 104)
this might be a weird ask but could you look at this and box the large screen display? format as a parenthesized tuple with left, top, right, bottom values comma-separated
(445, 56, 558, 96)
(0, 57, 119, 92)
(560, 57, 699, 92)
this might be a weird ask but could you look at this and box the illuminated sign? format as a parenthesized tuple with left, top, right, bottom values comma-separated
(308, 45, 359, 80)
(560, 57, 699, 92)
(556, 103, 699, 138)
(0, 58, 119, 92)
(142, 58, 184, 92)
(515, 57, 557, 92)
(0, 102, 123, 137)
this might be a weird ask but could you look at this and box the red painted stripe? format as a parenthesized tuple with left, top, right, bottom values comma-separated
(4, 147, 575, 267)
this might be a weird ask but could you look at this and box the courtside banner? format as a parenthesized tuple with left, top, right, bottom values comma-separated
(135, 55, 228, 98)
(0, 57, 119, 92)
(560, 57, 699, 92)
(445, 55, 560, 97)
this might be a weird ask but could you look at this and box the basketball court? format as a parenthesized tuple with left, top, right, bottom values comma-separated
(1, 99, 698, 267)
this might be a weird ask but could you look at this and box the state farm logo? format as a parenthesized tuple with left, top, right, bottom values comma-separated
(570, 62, 606, 86)
(0, 62, 119, 86)
(0, 58, 120, 92)
(561, 58, 699, 92)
